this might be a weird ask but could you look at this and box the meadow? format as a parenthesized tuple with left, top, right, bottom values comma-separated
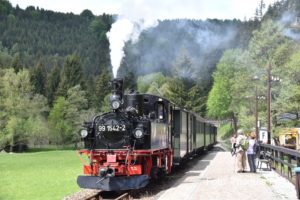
(0, 150, 83, 200)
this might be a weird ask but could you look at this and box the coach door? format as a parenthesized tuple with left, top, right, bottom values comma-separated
(188, 114, 193, 153)
(169, 105, 173, 148)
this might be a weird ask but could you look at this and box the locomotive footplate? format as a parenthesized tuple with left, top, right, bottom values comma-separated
(77, 175, 149, 191)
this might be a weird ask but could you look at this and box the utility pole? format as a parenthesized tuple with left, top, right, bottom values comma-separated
(267, 63, 271, 144)
(253, 75, 259, 139)
(255, 85, 259, 139)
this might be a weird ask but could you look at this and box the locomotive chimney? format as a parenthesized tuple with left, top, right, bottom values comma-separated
(109, 78, 124, 111)
(111, 78, 124, 98)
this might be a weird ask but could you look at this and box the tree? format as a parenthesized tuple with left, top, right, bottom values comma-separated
(48, 97, 71, 145)
(0, 42, 13, 68)
(172, 48, 195, 89)
(46, 64, 61, 106)
(255, 0, 266, 20)
(137, 72, 167, 93)
(164, 78, 187, 108)
(186, 84, 207, 115)
(258, 0, 266, 18)
(247, 20, 289, 130)
(0, 0, 12, 18)
(274, 48, 300, 126)
(124, 71, 136, 90)
(49, 85, 88, 145)
(30, 59, 47, 96)
(0, 68, 49, 151)
(57, 54, 85, 97)
(207, 49, 249, 132)
(80, 9, 94, 20)
(11, 53, 22, 73)
(89, 17, 111, 39)
(248, 20, 286, 68)
(95, 70, 111, 111)
(136, 73, 189, 109)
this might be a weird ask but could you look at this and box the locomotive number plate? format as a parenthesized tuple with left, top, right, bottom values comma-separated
(98, 125, 126, 132)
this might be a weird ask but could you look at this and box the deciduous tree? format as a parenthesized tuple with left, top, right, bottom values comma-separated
(0, 69, 49, 151)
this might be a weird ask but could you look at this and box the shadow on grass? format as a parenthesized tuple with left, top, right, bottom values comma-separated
(26, 146, 78, 153)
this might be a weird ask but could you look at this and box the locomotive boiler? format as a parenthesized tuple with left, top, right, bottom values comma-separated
(77, 78, 217, 191)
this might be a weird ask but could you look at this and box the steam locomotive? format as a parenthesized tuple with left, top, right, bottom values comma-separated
(77, 78, 217, 191)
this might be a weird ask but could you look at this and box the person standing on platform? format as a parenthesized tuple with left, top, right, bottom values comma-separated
(247, 132, 257, 173)
(235, 129, 247, 173)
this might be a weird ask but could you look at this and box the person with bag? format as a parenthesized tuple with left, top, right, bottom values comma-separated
(230, 134, 237, 156)
(247, 132, 258, 173)
(235, 129, 248, 173)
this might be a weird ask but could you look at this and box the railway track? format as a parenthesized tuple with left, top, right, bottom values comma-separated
(64, 189, 131, 200)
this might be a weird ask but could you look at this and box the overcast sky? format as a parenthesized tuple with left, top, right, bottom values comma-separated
(9, 0, 276, 20)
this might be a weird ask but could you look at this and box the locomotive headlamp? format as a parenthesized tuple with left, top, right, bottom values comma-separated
(80, 129, 88, 138)
(111, 100, 121, 110)
(134, 128, 144, 139)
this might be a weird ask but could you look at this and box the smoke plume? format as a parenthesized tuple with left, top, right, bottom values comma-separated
(107, 17, 157, 77)
(106, 0, 269, 78)
(278, 11, 300, 41)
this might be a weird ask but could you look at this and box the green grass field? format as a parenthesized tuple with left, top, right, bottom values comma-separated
(0, 150, 83, 200)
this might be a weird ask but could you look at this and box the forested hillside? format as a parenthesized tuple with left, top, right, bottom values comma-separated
(0, 0, 114, 151)
(0, 0, 112, 75)
(1, 0, 298, 150)
(118, 19, 259, 116)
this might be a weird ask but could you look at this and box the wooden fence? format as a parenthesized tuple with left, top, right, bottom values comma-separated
(259, 143, 300, 184)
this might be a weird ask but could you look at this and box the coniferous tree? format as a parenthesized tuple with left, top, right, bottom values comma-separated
(80, 9, 94, 20)
(124, 71, 136, 90)
(172, 48, 195, 89)
(186, 84, 207, 115)
(30, 60, 47, 96)
(0, 0, 12, 18)
(46, 64, 61, 106)
(165, 78, 187, 108)
(258, 0, 266, 19)
(57, 54, 85, 97)
(85, 77, 96, 108)
(95, 70, 111, 111)
(11, 53, 22, 73)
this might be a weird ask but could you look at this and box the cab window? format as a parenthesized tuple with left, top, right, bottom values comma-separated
(158, 103, 164, 120)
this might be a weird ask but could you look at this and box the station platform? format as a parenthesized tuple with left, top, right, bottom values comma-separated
(157, 149, 297, 200)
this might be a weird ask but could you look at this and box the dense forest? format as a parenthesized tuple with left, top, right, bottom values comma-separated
(0, 0, 299, 151)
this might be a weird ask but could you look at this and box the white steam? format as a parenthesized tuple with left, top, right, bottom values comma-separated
(106, 0, 273, 77)
(107, 17, 157, 77)
(277, 11, 300, 41)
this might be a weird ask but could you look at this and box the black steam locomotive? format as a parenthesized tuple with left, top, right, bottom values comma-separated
(77, 78, 217, 191)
